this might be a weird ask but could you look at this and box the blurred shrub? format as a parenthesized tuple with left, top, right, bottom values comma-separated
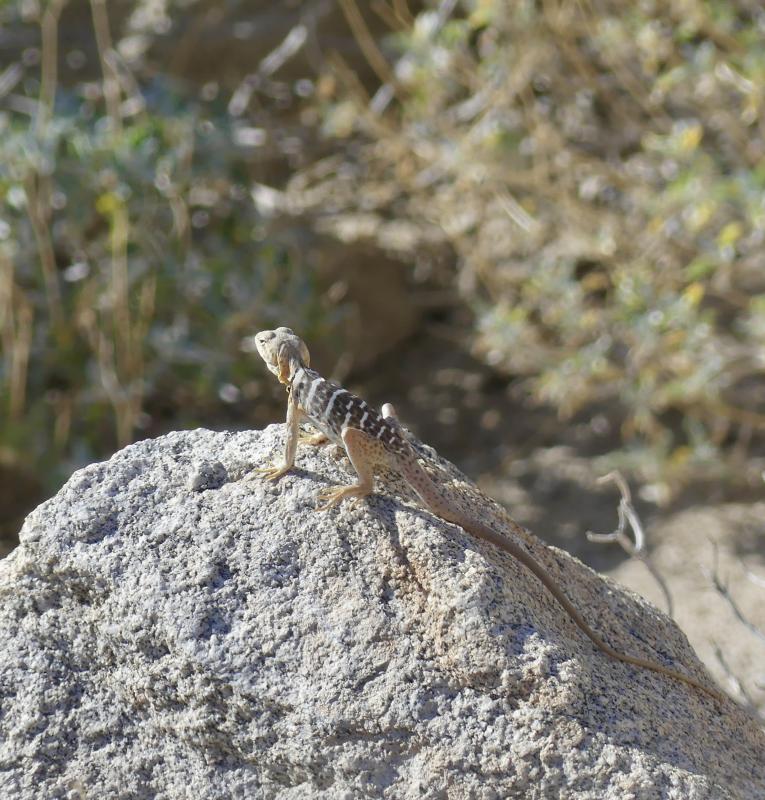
(0, 0, 329, 489)
(292, 0, 765, 486)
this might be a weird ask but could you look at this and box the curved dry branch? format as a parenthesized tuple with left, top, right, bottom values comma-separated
(586, 471, 674, 617)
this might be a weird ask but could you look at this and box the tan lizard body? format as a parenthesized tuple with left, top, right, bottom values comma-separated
(253, 327, 725, 704)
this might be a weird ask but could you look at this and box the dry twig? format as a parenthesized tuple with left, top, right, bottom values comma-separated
(586, 471, 674, 616)
(90, 0, 123, 134)
(338, 0, 397, 93)
(711, 643, 763, 722)
(705, 541, 765, 646)
(37, 0, 68, 135)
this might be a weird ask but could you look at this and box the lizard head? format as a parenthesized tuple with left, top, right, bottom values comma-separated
(254, 327, 310, 385)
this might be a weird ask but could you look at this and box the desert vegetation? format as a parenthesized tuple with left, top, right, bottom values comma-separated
(288, 0, 765, 487)
(1, 0, 764, 542)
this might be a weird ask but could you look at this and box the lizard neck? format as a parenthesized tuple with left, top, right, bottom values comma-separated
(287, 356, 306, 383)
(279, 352, 307, 386)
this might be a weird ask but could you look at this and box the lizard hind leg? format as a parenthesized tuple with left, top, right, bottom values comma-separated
(299, 430, 330, 447)
(316, 427, 388, 511)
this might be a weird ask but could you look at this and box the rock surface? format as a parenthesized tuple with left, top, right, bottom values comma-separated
(0, 427, 763, 799)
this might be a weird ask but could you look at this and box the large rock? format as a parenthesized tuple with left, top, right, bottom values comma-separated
(0, 427, 763, 799)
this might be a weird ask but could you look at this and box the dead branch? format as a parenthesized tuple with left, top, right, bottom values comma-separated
(586, 470, 674, 617)
(712, 643, 763, 723)
(705, 541, 765, 646)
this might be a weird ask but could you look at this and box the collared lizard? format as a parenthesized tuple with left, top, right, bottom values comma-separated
(253, 326, 725, 704)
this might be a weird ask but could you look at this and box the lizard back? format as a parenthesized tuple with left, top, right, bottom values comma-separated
(291, 365, 409, 456)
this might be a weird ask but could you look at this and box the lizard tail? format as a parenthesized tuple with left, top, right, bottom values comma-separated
(400, 458, 725, 704)
(464, 514, 725, 704)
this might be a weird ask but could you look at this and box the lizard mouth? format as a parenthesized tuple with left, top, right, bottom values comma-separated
(253, 333, 279, 372)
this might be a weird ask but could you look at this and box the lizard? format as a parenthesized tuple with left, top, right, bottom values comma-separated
(253, 326, 726, 704)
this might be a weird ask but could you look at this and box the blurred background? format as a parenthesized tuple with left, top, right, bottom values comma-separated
(0, 0, 763, 712)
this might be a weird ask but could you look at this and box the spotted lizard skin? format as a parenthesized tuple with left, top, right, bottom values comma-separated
(290, 363, 410, 458)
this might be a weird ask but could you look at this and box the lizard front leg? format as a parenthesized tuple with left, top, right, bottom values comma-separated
(316, 427, 387, 510)
(255, 389, 301, 481)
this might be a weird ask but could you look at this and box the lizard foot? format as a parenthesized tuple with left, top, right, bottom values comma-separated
(316, 484, 369, 511)
(299, 431, 330, 447)
(252, 464, 291, 482)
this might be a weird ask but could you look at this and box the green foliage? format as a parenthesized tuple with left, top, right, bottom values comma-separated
(0, 4, 327, 488)
(305, 0, 765, 485)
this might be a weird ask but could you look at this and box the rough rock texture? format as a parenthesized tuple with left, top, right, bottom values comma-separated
(0, 427, 763, 800)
